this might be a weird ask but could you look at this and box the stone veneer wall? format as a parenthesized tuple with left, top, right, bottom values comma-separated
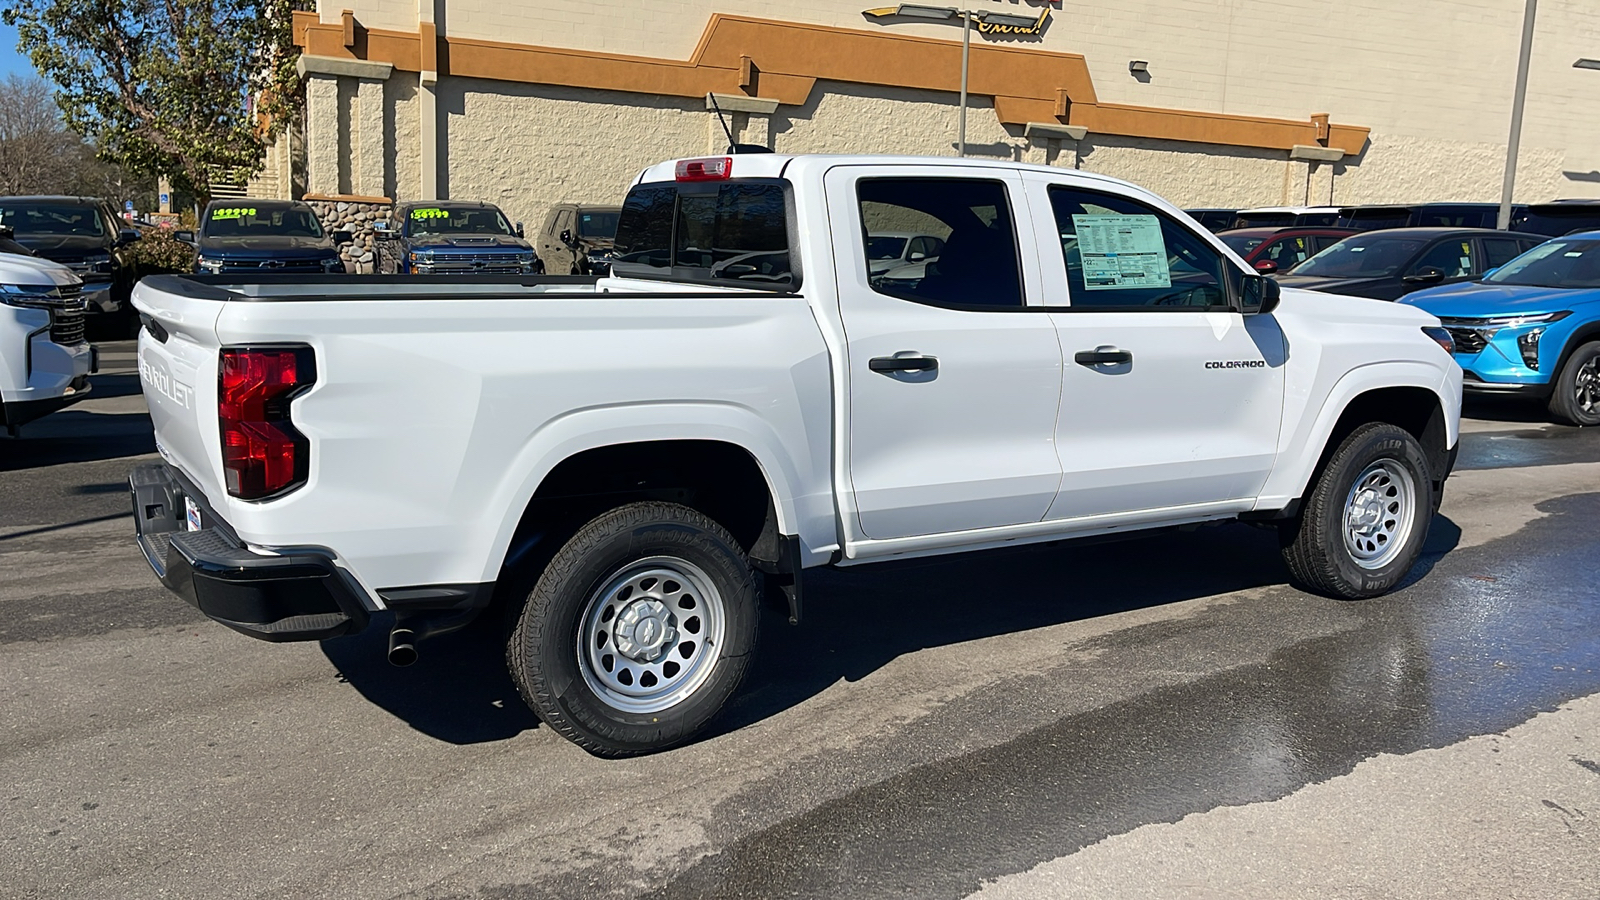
(305, 196, 394, 274)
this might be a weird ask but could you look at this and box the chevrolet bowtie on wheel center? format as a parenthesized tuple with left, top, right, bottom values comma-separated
(129, 154, 1462, 756)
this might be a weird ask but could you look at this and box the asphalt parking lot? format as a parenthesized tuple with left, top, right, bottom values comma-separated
(2, 341, 1598, 900)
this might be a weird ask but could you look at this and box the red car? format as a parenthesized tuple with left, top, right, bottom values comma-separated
(1217, 227, 1358, 275)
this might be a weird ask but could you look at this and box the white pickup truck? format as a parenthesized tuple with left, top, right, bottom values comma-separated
(130, 154, 1461, 756)
(1, 244, 95, 435)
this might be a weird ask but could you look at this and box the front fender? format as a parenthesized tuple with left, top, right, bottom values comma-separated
(1256, 360, 1460, 509)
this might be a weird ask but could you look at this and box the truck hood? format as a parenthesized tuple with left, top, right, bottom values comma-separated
(407, 235, 530, 251)
(0, 252, 84, 288)
(197, 235, 336, 256)
(1397, 280, 1600, 318)
(1276, 285, 1438, 326)
(17, 234, 110, 258)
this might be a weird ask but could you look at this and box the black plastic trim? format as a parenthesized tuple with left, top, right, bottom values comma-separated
(0, 382, 90, 428)
(129, 462, 370, 642)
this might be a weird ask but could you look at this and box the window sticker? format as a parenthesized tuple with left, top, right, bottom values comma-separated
(1071, 214, 1171, 290)
(211, 207, 256, 220)
(410, 208, 448, 220)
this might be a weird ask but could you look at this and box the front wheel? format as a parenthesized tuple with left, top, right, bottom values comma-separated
(507, 502, 758, 757)
(1547, 341, 1600, 427)
(1280, 423, 1435, 599)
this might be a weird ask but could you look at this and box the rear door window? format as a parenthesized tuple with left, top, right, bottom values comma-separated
(612, 180, 794, 287)
(857, 178, 1023, 308)
(1481, 237, 1528, 270)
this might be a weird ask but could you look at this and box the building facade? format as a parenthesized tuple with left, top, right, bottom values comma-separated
(267, 0, 1600, 233)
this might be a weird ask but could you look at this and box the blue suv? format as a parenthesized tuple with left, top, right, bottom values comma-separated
(1400, 231, 1600, 425)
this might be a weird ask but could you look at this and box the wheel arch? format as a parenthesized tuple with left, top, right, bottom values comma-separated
(1549, 319, 1600, 379)
(1263, 363, 1457, 511)
(482, 404, 810, 589)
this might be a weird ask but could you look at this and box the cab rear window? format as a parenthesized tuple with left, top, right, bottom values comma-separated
(612, 180, 795, 288)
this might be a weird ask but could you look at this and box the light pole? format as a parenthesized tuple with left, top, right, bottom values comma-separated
(1498, 0, 1538, 231)
(864, 5, 1045, 157)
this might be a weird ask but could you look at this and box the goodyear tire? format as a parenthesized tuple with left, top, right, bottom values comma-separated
(1280, 423, 1435, 599)
(507, 502, 758, 757)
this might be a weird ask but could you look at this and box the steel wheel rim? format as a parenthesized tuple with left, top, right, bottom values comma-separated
(577, 556, 726, 715)
(1576, 357, 1600, 416)
(1342, 459, 1417, 570)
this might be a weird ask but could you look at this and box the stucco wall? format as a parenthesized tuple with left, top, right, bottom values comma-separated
(437, 79, 707, 231)
(304, 0, 1600, 211)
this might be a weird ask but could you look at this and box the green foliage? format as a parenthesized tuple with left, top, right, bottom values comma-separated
(1, 0, 308, 204)
(126, 214, 199, 275)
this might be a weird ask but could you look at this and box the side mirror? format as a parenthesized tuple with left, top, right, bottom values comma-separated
(174, 230, 196, 245)
(515, 222, 525, 238)
(1403, 266, 1445, 284)
(1252, 258, 1279, 275)
(560, 229, 574, 245)
(334, 229, 355, 245)
(1239, 273, 1281, 316)
(0, 225, 12, 240)
(119, 228, 141, 245)
(909, 251, 927, 262)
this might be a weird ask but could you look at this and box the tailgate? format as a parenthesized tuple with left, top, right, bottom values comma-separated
(132, 280, 226, 507)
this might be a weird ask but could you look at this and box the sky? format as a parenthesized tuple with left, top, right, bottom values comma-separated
(1, 21, 36, 80)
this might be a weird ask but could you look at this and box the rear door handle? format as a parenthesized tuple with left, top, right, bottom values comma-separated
(869, 354, 938, 373)
(1074, 347, 1132, 367)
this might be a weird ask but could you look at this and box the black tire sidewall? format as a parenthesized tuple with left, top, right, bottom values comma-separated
(1551, 343, 1600, 427)
(514, 503, 757, 755)
(1312, 425, 1435, 597)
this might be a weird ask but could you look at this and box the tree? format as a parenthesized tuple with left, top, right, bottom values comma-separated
(0, 72, 152, 201)
(2, 0, 305, 205)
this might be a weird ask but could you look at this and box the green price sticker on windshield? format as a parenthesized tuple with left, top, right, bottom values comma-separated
(410, 208, 448, 220)
(212, 207, 256, 220)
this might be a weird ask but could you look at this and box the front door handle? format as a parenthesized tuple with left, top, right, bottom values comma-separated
(1074, 347, 1133, 367)
(869, 354, 938, 373)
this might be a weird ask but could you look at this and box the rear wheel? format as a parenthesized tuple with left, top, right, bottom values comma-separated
(1280, 423, 1435, 599)
(507, 502, 758, 757)
(1547, 341, 1600, 427)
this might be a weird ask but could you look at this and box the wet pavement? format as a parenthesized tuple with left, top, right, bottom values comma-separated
(1, 343, 1597, 899)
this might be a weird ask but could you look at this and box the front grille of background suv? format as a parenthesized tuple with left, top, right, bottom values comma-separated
(50, 284, 87, 345)
(1437, 317, 1491, 355)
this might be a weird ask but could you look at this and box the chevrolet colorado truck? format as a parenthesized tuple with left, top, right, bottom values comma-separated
(2, 248, 95, 434)
(130, 154, 1462, 756)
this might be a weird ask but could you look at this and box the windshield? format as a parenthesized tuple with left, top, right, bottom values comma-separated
(1219, 234, 1266, 255)
(1291, 234, 1425, 278)
(1515, 208, 1600, 238)
(0, 204, 104, 236)
(1233, 213, 1293, 229)
(1483, 239, 1600, 288)
(406, 206, 514, 237)
(577, 210, 619, 239)
(204, 205, 324, 238)
(866, 236, 908, 261)
(1338, 209, 1412, 231)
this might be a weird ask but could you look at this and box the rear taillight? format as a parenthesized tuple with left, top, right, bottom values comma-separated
(218, 346, 316, 500)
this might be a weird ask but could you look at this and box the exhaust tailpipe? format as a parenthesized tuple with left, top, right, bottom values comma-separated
(387, 627, 419, 667)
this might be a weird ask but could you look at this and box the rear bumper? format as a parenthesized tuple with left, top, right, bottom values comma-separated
(129, 462, 372, 642)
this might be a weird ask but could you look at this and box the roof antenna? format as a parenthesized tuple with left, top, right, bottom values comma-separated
(709, 93, 774, 154)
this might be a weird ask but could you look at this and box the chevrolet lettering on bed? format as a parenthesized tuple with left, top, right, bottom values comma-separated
(127, 154, 1462, 758)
